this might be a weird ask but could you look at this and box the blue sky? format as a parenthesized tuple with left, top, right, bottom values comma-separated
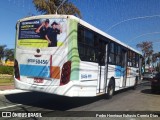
(1, 0, 160, 52)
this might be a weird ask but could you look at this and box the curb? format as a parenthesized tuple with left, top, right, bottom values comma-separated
(0, 89, 28, 95)
(0, 85, 14, 91)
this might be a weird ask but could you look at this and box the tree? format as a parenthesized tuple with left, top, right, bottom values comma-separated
(136, 41, 153, 65)
(152, 52, 159, 63)
(152, 52, 160, 69)
(136, 41, 153, 58)
(0, 45, 7, 65)
(33, 0, 82, 18)
(156, 62, 160, 72)
(4, 48, 14, 62)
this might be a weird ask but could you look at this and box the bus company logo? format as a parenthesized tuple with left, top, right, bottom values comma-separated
(2, 112, 11, 117)
(1, 112, 42, 118)
(81, 74, 92, 79)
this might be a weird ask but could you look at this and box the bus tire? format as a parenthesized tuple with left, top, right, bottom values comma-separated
(107, 79, 115, 99)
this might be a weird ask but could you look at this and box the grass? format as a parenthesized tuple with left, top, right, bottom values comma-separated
(0, 75, 14, 86)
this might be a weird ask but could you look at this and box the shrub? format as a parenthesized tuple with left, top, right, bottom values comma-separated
(0, 66, 14, 75)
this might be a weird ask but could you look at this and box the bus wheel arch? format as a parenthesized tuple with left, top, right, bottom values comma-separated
(107, 77, 115, 99)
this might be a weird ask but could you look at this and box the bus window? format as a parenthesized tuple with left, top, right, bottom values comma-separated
(115, 45, 121, 65)
(99, 40, 106, 66)
(132, 52, 136, 67)
(136, 54, 139, 67)
(85, 30, 94, 46)
(78, 25, 98, 63)
(94, 35, 99, 62)
(109, 43, 115, 64)
(94, 34, 99, 47)
(78, 27, 85, 43)
(127, 50, 132, 67)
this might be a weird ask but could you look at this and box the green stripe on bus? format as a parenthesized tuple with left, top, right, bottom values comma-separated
(68, 19, 80, 81)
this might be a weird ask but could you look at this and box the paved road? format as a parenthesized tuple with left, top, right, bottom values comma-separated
(0, 82, 159, 119)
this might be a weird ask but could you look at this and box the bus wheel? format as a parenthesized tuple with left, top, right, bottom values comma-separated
(107, 80, 115, 99)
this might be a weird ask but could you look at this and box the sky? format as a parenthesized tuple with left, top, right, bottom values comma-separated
(1, 0, 160, 53)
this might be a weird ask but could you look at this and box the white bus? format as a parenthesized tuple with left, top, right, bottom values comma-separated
(14, 15, 142, 97)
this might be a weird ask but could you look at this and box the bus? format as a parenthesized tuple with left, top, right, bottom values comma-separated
(14, 15, 142, 97)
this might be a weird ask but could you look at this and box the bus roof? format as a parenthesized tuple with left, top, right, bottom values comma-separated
(18, 14, 142, 55)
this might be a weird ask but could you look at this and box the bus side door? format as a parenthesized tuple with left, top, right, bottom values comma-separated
(97, 39, 108, 94)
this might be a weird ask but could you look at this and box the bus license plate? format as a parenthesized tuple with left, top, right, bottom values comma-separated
(34, 78, 44, 83)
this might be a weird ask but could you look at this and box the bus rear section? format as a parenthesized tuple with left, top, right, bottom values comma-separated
(14, 16, 82, 96)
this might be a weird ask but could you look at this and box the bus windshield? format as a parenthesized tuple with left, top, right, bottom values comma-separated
(18, 18, 67, 48)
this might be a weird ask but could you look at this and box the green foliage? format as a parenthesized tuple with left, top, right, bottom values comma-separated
(0, 66, 13, 75)
(5, 48, 14, 62)
(33, 0, 82, 18)
(0, 45, 14, 64)
(0, 45, 7, 64)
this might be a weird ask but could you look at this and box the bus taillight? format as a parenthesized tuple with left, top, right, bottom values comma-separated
(60, 61, 71, 86)
(14, 59, 20, 80)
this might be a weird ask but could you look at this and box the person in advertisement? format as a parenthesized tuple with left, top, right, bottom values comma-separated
(45, 21, 62, 47)
(35, 19, 51, 41)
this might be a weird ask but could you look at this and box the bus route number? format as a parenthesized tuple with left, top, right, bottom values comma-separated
(28, 59, 48, 65)
(35, 59, 48, 64)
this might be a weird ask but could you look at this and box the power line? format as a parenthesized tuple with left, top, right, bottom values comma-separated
(107, 14, 160, 32)
(129, 32, 160, 43)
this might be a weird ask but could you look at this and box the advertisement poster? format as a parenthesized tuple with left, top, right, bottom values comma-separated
(18, 18, 67, 48)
